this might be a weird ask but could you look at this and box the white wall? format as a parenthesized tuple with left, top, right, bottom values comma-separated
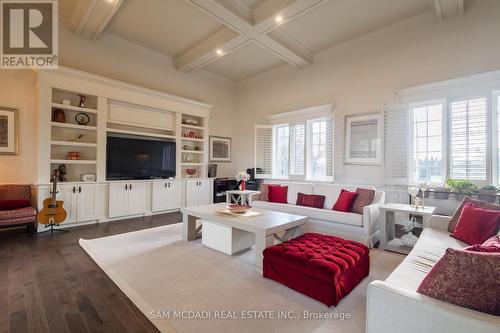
(234, 0, 500, 185)
(0, 24, 238, 183)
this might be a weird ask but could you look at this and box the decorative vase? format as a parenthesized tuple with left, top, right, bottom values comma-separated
(240, 181, 246, 191)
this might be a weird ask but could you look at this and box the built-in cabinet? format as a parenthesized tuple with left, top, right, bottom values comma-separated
(186, 179, 213, 207)
(108, 181, 147, 218)
(152, 180, 184, 212)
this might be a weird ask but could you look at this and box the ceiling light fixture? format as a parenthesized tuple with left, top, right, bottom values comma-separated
(216, 49, 223, 55)
(275, 15, 283, 23)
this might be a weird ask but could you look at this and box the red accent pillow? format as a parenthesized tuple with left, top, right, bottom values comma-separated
(333, 189, 359, 212)
(452, 203, 500, 245)
(296, 192, 326, 209)
(482, 235, 500, 247)
(0, 199, 31, 210)
(466, 235, 500, 253)
(351, 188, 375, 214)
(417, 248, 500, 316)
(259, 184, 280, 201)
(268, 185, 288, 204)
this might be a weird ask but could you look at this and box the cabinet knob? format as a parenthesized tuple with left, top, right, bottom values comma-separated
(125, 184, 128, 190)
(78, 186, 82, 193)
(72, 186, 76, 193)
(130, 184, 133, 190)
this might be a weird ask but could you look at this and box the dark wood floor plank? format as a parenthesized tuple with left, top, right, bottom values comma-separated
(0, 212, 180, 333)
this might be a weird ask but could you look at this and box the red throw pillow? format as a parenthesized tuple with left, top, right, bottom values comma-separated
(452, 203, 500, 245)
(466, 235, 500, 253)
(448, 197, 500, 232)
(259, 184, 280, 201)
(0, 199, 31, 210)
(296, 192, 325, 209)
(351, 188, 375, 214)
(482, 235, 500, 247)
(333, 189, 359, 212)
(417, 248, 500, 315)
(268, 185, 288, 204)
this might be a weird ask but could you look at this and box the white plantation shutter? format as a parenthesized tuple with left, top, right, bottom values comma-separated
(449, 97, 488, 181)
(384, 104, 409, 184)
(289, 123, 305, 176)
(254, 125, 273, 179)
(326, 118, 334, 179)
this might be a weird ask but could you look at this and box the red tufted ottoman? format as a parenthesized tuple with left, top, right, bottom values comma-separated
(263, 233, 370, 307)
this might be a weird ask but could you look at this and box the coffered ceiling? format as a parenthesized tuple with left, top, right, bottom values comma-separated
(62, 0, 468, 82)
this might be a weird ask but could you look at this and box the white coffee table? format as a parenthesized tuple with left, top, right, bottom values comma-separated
(181, 203, 307, 268)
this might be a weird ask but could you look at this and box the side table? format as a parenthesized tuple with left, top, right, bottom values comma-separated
(226, 190, 260, 206)
(379, 203, 436, 255)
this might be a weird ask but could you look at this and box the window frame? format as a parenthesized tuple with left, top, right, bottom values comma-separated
(492, 91, 500, 185)
(273, 123, 290, 180)
(306, 117, 333, 181)
(408, 99, 447, 186)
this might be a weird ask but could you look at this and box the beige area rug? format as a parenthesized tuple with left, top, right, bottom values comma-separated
(79, 223, 404, 333)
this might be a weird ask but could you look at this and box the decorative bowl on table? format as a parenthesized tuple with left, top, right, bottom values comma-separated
(226, 204, 251, 214)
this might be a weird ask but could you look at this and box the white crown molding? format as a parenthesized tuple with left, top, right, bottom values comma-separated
(267, 103, 335, 124)
(395, 69, 500, 102)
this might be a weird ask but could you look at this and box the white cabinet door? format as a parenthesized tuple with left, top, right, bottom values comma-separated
(59, 185, 77, 224)
(128, 182, 146, 215)
(76, 184, 98, 222)
(167, 181, 183, 210)
(185, 180, 199, 207)
(198, 180, 212, 206)
(109, 182, 129, 218)
(152, 181, 168, 212)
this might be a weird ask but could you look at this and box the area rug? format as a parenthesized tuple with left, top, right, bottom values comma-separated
(79, 223, 403, 333)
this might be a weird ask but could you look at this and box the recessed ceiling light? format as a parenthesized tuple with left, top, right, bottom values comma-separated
(275, 15, 283, 23)
(107, 0, 115, 3)
(216, 49, 223, 55)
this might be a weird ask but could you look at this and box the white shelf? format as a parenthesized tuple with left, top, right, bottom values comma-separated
(51, 140, 97, 148)
(51, 103, 98, 114)
(50, 159, 97, 165)
(106, 128, 176, 140)
(181, 137, 204, 142)
(181, 163, 203, 166)
(181, 150, 203, 154)
(51, 122, 97, 131)
(181, 124, 204, 130)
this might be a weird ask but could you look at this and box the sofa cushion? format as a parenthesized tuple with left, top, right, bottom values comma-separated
(268, 185, 288, 203)
(417, 248, 500, 316)
(296, 193, 325, 209)
(448, 197, 500, 232)
(0, 206, 37, 221)
(351, 188, 375, 214)
(333, 189, 359, 212)
(259, 184, 280, 201)
(271, 182, 314, 205)
(313, 183, 376, 210)
(452, 203, 500, 245)
(0, 185, 31, 201)
(385, 227, 467, 292)
(252, 200, 363, 227)
(0, 199, 31, 210)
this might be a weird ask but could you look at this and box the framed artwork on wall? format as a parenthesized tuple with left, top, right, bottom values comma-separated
(0, 108, 18, 155)
(209, 136, 231, 162)
(344, 113, 382, 165)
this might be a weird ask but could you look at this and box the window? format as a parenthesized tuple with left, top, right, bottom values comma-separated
(409, 96, 491, 185)
(411, 103, 444, 184)
(289, 123, 305, 176)
(449, 97, 488, 181)
(307, 118, 333, 180)
(274, 124, 289, 178)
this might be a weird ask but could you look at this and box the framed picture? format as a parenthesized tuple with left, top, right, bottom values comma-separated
(0, 108, 18, 155)
(210, 136, 231, 162)
(345, 113, 382, 165)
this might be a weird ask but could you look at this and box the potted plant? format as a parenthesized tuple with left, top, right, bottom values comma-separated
(478, 185, 498, 203)
(445, 178, 478, 201)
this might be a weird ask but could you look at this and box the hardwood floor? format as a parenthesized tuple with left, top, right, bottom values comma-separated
(0, 212, 182, 333)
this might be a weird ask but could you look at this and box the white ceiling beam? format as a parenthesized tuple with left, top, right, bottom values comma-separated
(71, 0, 124, 40)
(177, 0, 326, 73)
(432, 0, 465, 22)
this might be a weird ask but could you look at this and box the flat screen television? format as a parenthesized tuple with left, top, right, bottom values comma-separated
(106, 133, 176, 180)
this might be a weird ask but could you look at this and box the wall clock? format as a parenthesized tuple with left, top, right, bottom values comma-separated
(75, 112, 90, 125)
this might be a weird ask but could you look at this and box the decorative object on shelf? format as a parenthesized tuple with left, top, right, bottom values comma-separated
(70, 133, 84, 142)
(408, 185, 420, 208)
(57, 164, 67, 182)
(418, 182, 429, 207)
(183, 118, 199, 126)
(78, 95, 87, 108)
(75, 112, 90, 125)
(62, 99, 71, 106)
(0, 107, 18, 155)
(186, 168, 197, 177)
(210, 136, 231, 162)
(478, 185, 498, 203)
(183, 144, 192, 150)
(188, 131, 196, 138)
(345, 113, 382, 165)
(66, 151, 81, 160)
(194, 146, 201, 151)
(235, 171, 250, 191)
(184, 154, 194, 163)
(52, 108, 66, 123)
(400, 216, 418, 248)
(81, 174, 96, 182)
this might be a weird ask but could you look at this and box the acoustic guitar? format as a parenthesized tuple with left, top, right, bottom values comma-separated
(37, 169, 67, 226)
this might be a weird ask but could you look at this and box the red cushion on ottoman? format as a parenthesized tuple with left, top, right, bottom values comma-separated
(263, 233, 370, 307)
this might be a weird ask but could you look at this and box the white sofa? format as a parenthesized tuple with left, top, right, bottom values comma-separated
(251, 182, 385, 247)
(367, 215, 500, 333)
